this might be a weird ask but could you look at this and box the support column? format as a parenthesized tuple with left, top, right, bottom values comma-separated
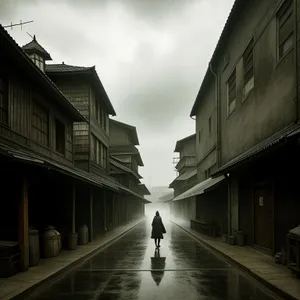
(72, 183, 76, 234)
(89, 187, 93, 242)
(19, 179, 29, 271)
(68, 183, 77, 250)
(112, 194, 115, 229)
(104, 190, 107, 231)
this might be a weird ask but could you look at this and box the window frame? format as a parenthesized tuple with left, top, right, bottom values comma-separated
(227, 68, 236, 116)
(55, 119, 66, 156)
(31, 99, 49, 147)
(277, 0, 293, 61)
(243, 38, 255, 96)
(208, 117, 212, 134)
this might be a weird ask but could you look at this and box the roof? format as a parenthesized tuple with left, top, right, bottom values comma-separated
(109, 119, 139, 145)
(173, 175, 225, 201)
(0, 26, 84, 122)
(158, 191, 174, 202)
(22, 35, 52, 60)
(110, 145, 144, 166)
(109, 157, 142, 180)
(169, 169, 197, 188)
(46, 63, 116, 116)
(138, 184, 151, 195)
(213, 123, 300, 176)
(190, 0, 244, 116)
(117, 185, 151, 203)
(0, 140, 119, 191)
(174, 134, 196, 152)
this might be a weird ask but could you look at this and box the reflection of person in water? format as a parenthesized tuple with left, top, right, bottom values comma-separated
(151, 249, 166, 286)
(151, 211, 166, 249)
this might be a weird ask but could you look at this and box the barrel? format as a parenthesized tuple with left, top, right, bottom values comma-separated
(78, 225, 89, 245)
(29, 228, 40, 266)
(42, 226, 61, 258)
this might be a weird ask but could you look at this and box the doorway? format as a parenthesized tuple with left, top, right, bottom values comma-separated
(254, 184, 274, 255)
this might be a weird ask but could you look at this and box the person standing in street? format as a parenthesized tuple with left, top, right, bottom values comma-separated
(151, 211, 166, 249)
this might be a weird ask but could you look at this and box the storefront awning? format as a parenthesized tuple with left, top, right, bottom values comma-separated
(172, 175, 225, 201)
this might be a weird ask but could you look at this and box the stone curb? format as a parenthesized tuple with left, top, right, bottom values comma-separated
(11, 218, 145, 300)
(171, 220, 297, 300)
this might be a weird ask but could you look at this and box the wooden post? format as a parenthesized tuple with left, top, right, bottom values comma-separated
(19, 179, 29, 271)
(103, 190, 107, 231)
(112, 194, 115, 229)
(72, 183, 76, 234)
(89, 187, 93, 242)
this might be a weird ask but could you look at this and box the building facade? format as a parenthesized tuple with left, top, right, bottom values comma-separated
(169, 134, 197, 220)
(190, 0, 300, 255)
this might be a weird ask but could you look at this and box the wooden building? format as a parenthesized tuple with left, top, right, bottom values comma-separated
(169, 134, 197, 220)
(0, 25, 105, 274)
(0, 26, 149, 277)
(109, 119, 150, 220)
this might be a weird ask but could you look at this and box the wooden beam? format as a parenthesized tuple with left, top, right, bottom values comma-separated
(72, 183, 76, 234)
(103, 190, 107, 231)
(89, 187, 93, 242)
(19, 179, 29, 271)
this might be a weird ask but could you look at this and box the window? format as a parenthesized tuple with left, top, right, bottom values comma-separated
(32, 100, 49, 146)
(208, 117, 212, 134)
(103, 111, 107, 132)
(243, 38, 254, 95)
(227, 69, 236, 115)
(91, 134, 108, 169)
(0, 76, 8, 125)
(55, 119, 65, 155)
(29, 54, 45, 72)
(277, 0, 293, 59)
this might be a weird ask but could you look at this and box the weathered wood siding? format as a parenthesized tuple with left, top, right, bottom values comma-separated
(55, 81, 90, 119)
(73, 122, 89, 161)
(0, 72, 75, 166)
(90, 87, 109, 147)
(9, 76, 31, 138)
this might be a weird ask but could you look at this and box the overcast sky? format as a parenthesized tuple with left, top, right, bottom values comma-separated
(0, 0, 234, 188)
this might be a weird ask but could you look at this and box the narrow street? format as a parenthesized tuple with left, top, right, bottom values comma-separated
(26, 220, 280, 300)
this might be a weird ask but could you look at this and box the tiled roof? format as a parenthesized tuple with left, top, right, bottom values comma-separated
(0, 25, 84, 122)
(22, 35, 52, 60)
(138, 184, 151, 195)
(46, 63, 117, 116)
(46, 64, 93, 73)
(213, 123, 300, 176)
(109, 119, 139, 145)
(109, 157, 141, 181)
(174, 134, 196, 152)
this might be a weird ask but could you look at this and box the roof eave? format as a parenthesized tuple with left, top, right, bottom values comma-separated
(190, 0, 243, 117)
(1, 27, 85, 123)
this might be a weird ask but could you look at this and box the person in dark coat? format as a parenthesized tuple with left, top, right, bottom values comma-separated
(151, 211, 166, 248)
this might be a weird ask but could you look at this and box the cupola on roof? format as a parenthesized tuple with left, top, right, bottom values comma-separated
(22, 35, 52, 60)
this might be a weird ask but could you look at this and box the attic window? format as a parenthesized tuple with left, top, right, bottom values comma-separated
(29, 53, 45, 72)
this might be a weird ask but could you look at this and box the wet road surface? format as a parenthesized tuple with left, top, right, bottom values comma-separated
(26, 220, 280, 300)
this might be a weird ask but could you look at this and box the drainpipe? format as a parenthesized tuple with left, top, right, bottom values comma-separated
(224, 173, 231, 238)
(294, 0, 299, 121)
(209, 62, 221, 168)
